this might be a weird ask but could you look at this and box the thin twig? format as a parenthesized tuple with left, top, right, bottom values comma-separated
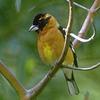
(72, 0, 100, 48)
(95, 6, 100, 12)
(66, 0, 89, 11)
(0, 60, 27, 99)
(62, 62, 100, 71)
(70, 22, 96, 43)
(56, 0, 73, 65)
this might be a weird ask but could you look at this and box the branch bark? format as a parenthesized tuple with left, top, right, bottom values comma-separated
(0, 61, 27, 100)
(62, 62, 100, 71)
(72, 0, 100, 48)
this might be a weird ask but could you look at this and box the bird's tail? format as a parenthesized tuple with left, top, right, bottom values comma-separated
(63, 69, 79, 95)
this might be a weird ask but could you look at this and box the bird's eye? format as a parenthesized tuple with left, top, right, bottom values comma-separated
(39, 18, 42, 20)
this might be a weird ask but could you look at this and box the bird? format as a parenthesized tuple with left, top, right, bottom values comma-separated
(29, 13, 79, 95)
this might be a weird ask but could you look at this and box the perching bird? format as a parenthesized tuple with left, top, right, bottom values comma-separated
(29, 13, 79, 95)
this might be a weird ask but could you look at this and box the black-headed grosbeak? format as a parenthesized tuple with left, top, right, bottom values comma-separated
(29, 13, 79, 95)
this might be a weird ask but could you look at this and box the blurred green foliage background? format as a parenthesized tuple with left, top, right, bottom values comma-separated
(0, 0, 100, 100)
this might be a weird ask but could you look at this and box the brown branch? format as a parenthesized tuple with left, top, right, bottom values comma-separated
(62, 62, 100, 71)
(27, 0, 73, 99)
(56, 0, 73, 65)
(0, 60, 27, 100)
(72, 0, 100, 48)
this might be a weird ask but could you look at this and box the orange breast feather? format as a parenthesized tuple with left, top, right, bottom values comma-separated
(37, 27, 74, 65)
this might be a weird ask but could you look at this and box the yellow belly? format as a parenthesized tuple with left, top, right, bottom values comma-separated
(37, 28, 74, 65)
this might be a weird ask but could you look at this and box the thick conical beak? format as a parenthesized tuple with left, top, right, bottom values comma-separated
(29, 25, 39, 32)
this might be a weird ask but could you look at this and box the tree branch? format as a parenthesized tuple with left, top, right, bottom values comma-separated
(0, 60, 27, 100)
(62, 62, 100, 71)
(72, 0, 100, 48)
(64, 22, 96, 43)
(56, 0, 73, 65)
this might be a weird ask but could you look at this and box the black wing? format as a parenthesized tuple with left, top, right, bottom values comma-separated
(69, 42, 78, 67)
(58, 26, 66, 38)
(58, 26, 78, 67)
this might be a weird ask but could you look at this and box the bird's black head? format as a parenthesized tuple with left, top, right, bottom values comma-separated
(29, 13, 51, 32)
